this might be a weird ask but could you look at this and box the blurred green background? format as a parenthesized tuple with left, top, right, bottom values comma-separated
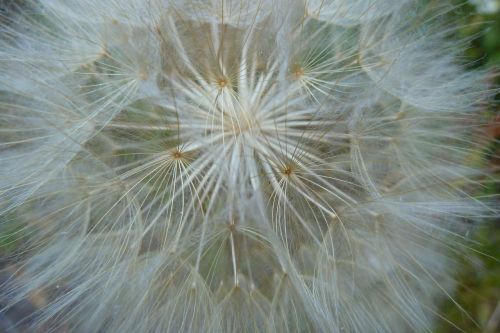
(436, 1, 500, 333)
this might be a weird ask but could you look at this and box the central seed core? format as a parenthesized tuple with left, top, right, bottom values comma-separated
(171, 150, 183, 160)
(217, 77, 229, 88)
(281, 165, 294, 177)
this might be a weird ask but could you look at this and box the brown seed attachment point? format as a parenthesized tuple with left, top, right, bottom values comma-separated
(281, 164, 295, 177)
(216, 77, 229, 89)
(292, 65, 305, 78)
(227, 222, 236, 232)
(171, 149, 184, 160)
(138, 70, 148, 81)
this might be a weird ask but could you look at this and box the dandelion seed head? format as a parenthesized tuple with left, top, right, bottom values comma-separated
(0, 0, 497, 332)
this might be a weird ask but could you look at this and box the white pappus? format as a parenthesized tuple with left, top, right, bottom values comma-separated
(0, 1, 498, 332)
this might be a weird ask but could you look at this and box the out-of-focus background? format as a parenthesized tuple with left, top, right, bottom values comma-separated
(436, 1, 500, 332)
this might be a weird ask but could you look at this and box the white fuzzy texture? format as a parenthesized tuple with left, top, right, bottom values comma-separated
(0, 1, 497, 332)
(469, 0, 500, 13)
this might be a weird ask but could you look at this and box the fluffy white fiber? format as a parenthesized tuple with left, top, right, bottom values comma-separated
(0, 0, 497, 332)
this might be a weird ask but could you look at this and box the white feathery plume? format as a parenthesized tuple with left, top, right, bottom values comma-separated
(0, 1, 497, 332)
